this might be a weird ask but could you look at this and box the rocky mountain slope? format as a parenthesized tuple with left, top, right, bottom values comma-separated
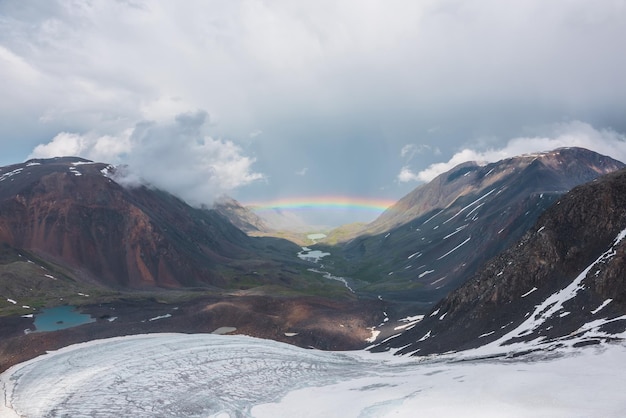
(212, 196, 270, 233)
(373, 167, 626, 355)
(332, 148, 624, 306)
(0, 157, 310, 290)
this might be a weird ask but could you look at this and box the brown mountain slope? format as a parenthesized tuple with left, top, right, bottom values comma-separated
(0, 157, 302, 290)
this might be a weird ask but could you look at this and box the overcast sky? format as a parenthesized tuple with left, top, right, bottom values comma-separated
(2, 0, 626, 226)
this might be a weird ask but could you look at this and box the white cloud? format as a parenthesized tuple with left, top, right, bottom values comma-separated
(30, 131, 132, 163)
(397, 166, 421, 183)
(295, 167, 308, 176)
(29, 111, 263, 206)
(401, 121, 626, 183)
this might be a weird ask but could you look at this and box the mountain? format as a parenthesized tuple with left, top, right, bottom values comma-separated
(253, 208, 324, 232)
(0, 157, 303, 290)
(332, 148, 624, 306)
(373, 167, 626, 355)
(212, 196, 270, 233)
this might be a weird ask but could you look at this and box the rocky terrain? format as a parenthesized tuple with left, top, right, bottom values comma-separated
(213, 196, 270, 234)
(374, 167, 626, 355)
(0, 294, 384, 373)
(0, 157, 383, 372)
(329, 148, 624, 306)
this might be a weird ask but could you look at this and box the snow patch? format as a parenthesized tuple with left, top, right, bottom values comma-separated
(148, 314, 172, 321)
(437, 237, 471, 260)
(366, 329, 381, 343)
(591, 299, 613, 315)
(0, 168, 23, 182)
(443, 224, 468, 240)
(418, 270, 435, 278)
(418, 330, 432, 341)
(443, 189, 495, 225)
(521, 287, 538, 298)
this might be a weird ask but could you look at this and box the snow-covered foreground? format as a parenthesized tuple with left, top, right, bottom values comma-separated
(2, 334, 626, 417)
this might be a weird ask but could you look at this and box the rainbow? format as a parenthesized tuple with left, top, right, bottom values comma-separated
(245, 196, 397, 213)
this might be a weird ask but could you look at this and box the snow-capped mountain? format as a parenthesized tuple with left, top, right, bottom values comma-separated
(335, 148, 624, 305)
(374, 167, 626, 356)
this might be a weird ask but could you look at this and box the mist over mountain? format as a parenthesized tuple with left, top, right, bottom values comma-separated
(330, 148, 624, 307)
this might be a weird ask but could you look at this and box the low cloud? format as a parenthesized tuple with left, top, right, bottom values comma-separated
(295, 167, 308, 176)
(399, 121, 626, 183)
(29, 131, 132, 163)
(29, 110, 264, 206)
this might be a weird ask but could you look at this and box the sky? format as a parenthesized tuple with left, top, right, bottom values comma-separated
(1, 0, 626, 227)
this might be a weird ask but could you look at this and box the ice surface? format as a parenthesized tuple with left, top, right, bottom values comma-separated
(2, 333, 626, 417)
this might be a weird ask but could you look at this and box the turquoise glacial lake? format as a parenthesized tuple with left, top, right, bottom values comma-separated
(33, 306, 95, 332)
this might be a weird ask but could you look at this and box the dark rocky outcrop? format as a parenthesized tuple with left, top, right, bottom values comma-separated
(374, 168, 626, 355)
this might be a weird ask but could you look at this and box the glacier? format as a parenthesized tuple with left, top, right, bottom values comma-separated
(2, 333, 626, 417)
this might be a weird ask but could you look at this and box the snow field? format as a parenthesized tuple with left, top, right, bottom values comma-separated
(2, 333, 626, 417)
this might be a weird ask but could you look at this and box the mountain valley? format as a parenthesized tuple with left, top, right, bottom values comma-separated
(2, 148, 626, 412)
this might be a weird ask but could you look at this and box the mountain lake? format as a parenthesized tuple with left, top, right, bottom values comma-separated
(32, 306, 95, 333)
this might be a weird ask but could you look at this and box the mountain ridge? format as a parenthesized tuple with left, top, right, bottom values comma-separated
(329, 147, 624, 306)
(373, 167, 626, 355)
(0, 157, 309, 291)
